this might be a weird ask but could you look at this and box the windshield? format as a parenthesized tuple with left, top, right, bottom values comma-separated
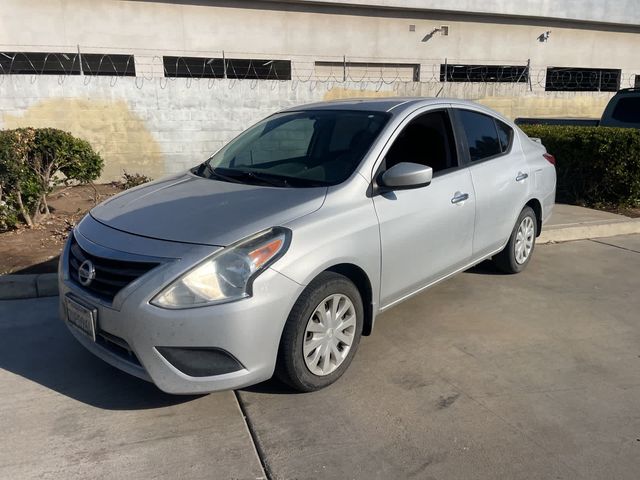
(195, 110, 390, 187)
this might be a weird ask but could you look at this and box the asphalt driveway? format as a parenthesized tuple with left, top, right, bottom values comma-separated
(1, 235, 640, 479)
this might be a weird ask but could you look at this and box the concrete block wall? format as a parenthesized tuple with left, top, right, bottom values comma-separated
(0, 75, 615, 182)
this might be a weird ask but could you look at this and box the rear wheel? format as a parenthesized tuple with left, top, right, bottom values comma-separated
(493, 206, 537, 274)
(276, 272, 363, 392)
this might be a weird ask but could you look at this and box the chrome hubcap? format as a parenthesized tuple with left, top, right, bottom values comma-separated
(515, 216, 535, 264)
(303, 294, 356, 376)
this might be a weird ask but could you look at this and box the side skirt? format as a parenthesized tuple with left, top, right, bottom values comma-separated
(378, 245, 506, 313)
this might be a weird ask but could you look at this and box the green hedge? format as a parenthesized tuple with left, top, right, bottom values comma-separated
(520, 125, 640, 207)
(0, 128, 103, 230)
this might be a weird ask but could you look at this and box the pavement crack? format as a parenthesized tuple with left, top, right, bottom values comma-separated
(589, 238, 640, 254)
(234, 390, 273, 480)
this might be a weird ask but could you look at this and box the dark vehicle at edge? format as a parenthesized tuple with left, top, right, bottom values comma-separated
(515, 88, 640, 129)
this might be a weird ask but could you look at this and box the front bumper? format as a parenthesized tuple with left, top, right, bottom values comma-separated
(59, 222, 304, 394)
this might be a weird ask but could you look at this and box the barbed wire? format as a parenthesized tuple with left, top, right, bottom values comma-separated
(1, 51, 638, 91)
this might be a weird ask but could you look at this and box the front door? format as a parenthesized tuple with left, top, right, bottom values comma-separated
(372, 109, 476, 308)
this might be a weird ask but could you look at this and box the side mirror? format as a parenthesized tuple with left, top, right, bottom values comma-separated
(379, 162, 433, 191)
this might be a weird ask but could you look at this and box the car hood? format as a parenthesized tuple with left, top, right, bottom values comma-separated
(90, 173, 327, 246)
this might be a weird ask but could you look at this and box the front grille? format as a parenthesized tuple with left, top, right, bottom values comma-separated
(69, 235, 159, 302)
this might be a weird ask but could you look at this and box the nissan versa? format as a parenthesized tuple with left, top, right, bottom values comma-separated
(59, 98, 556, 393)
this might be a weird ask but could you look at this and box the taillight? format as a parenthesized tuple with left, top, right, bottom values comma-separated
(543, 153, 556, 166)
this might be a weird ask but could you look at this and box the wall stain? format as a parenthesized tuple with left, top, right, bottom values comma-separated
(323, 86, 612, 120)
(2, 98, 164, 182)
(477, 95, 612, 120)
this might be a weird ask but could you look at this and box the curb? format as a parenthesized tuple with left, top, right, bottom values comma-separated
(1, 219, 639, 301)
(538, 218, 640, 244)
(0, 273, 58, 301)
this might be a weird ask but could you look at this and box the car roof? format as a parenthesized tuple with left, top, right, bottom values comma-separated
(279, 97, 490, 116)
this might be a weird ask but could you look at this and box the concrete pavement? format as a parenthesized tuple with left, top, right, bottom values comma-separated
(239, 235, 640, 479)
(1, 235, 640, 479)
(0, 297, 265, 480)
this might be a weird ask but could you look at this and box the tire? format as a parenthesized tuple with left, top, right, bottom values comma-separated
(493, 206, 537, 274)
(275, 272, 364, 392)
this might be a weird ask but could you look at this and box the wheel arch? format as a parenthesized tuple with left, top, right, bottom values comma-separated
(524, 198, 543, 237)
(324, 263, 375, 336)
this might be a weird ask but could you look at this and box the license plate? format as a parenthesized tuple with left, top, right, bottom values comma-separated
(65, 296, 97, 342)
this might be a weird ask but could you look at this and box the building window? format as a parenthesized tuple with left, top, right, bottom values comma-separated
(545, 67, 621, 92)
(314, 61, 420, 82)
(81, 54, 135, 76)
(163, 56, 291, 80)
(0, 52, 80, 75)
(0, 52, 135, 76)
(440, 64, 529, 83)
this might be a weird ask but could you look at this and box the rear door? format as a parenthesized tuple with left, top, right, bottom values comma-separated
(452, 108, 530, 257)
(372, 108, 476, 308)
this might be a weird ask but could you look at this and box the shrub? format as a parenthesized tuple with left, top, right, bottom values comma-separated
(119, 171, 152, 190)
(33, 128, 103, 184)
(520, 125, 640, 207)
(0, 200, 19, 230)
(0, 128, 104, 230)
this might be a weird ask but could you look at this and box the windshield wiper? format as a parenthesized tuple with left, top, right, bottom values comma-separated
(198, 164, 327, 188)
(225, 170, 291, 188)
(201, 163, 243, 184)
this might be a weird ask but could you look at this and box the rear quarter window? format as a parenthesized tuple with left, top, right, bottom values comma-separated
(457, 110, 502, 161)
(496, 119, 514, 152)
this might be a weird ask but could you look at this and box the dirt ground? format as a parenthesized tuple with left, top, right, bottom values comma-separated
(613, 207, 640, 218)
(0, 184, 121, 275)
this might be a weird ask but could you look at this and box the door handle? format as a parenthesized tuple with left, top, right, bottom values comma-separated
(451, 192, 469, 205)
(516, 172, 529, 182)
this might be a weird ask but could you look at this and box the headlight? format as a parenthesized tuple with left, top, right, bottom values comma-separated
(152, 227, 290, 309)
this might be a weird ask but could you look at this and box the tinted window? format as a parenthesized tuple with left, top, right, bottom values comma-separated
(385, 110, 458, 174)
(611, 97, 640, 124)
(201, 110, 389, 187)
(496, 119, 513, 152)
(457, 110, 501, 161)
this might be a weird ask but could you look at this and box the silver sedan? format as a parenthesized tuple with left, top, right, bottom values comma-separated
(59, 98, 556, 393)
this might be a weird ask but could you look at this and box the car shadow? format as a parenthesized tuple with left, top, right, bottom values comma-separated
(0, 298, 201, 410)
(464, 259, 504, 275)
(241, 377, 300, 395)
(12, 255, 60, 275)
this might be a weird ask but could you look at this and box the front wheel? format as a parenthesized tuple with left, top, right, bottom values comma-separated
(275, 272, 363, 392)
(493, 206, 537, 274)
